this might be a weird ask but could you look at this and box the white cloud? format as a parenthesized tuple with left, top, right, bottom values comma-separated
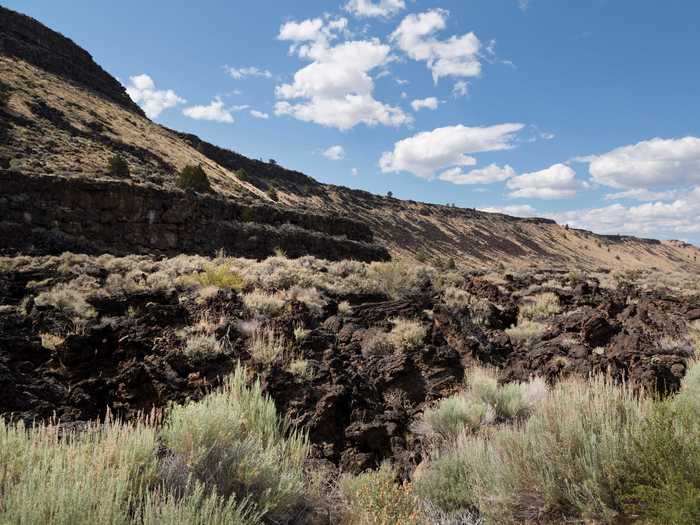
(323, 145, 346, 160)
(583, 137, 700, 189)
(411, 97, 439, 111)
(453, 80, 469, 97)
(517, 0, 530, 11)
(480, 204, 538, 217)
(604, 188, 678, 202)
(182, 97, 235, 123)
(439, 164, 516, 185)
(275, 18, 411, 130)
(506, 163, 583, 199)
(345, 0, 405, 18)
(550, 187, 700, 237)
(391, 9, 481, 83)
(125, 74, 185, 119)
(380, 123, 524, 179)
(351, 168, 359, 176)
(224, 66, 273, 79)
(250, 109, 270, 119)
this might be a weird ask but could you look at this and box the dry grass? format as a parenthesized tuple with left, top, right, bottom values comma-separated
(504, 319, 547, 344)
(242, 290, 286, 317)
(247, 326, 286, 365)
(519, 292, 561, 320)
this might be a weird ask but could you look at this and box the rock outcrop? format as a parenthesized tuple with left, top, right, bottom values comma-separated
(0, 171, 389, 261)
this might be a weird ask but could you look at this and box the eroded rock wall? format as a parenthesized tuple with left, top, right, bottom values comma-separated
(0, 171, 389, 261)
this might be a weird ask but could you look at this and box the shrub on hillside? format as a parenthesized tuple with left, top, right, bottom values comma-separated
(267, 187, 279, 201)
(107, 155, 130, 178)
(176, 165, 211, 192)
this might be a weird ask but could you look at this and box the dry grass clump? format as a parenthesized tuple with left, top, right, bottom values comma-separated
(337, 300, 352, 315)
(242, 290, 286, 316)
(689, 320, 700, 353)
(247, 326, 286, 365)
(519, 292, 561, 320)
(183, 334, 224, 361)
(387, 318, 427, 350)
(288, 358, 313, 380)
(34, 283, 97, 321)
(504, 318, 547, 344)
(293, 324, 310, 342)
(40, 332, 65, 350)
(180, 263, 245, 291)
(286, 286, 326, 314)
(367, 260, 433, 299)
(361, 319, 427, 357)
(340, 463, 420, 525)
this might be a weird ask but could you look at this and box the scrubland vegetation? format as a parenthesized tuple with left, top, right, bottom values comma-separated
(2, 252, 700, 523)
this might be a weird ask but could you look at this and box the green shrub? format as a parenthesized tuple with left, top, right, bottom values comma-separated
(181, 264, 245, 291)
(422, 396, 487, 438)
(107, 155, 130, 178)
(418, 375, 647, 523)
(267, 187, 279, 201)
(161, 366, 309, 522)
(176, 165, 211, 192)
(235, 168, 249, 181)
(341, 464, 419, 525)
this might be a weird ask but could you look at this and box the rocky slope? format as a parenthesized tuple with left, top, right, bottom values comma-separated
(1, 5, 699, 271)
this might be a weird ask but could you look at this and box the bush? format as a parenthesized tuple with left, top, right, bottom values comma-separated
(267, 187, 279, 201)
(417, 375, 647, 523)
(176, 165, 211, 192)
(519, 292, 561, 320)
(247, 325, 286, 365)
(341, 464, 419, 525)
(235, 168, 249, 181)
(504, 318, 547, 344)
(107, 155, 130, 178)
(161, 366, 309, 522)
(183, 334, 223, 361)
(242, 290, 286, 316)
(422, 396, 488, 438)
(181, 264, 245, 291)
(387, 318, 427, 350)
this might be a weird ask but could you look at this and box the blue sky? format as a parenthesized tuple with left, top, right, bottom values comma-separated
(6, 0, 700, 243)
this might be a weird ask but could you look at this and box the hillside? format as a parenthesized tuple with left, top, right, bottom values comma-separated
(1, 5, 699, 272)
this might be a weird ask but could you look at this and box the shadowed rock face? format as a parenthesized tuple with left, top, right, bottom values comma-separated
(0, 5, 143, 115)
(0, 171, 389, 262)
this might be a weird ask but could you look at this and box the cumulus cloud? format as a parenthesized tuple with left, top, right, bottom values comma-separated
(582, 137, 700, 189)
(250, 109, 270, 119)
(345, 0, 405, 18)
(275, 18, 411, 130)
(380, 123, 524, 179)
(506, 163, 584, 199)
(604, 188, 678, 202)
(322, 145, 346, 160)
(550, 187, 700, 237)
(224, 66, 273, 79)
(411, 97, 439, 111)
(182, 97, 235, 123)
(439, 164, 516, 185)
(480, 204, 538, 217)
(391, 9, 481, 83)
(125, 74, 185, 119)
(351, 168, 359, 176)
